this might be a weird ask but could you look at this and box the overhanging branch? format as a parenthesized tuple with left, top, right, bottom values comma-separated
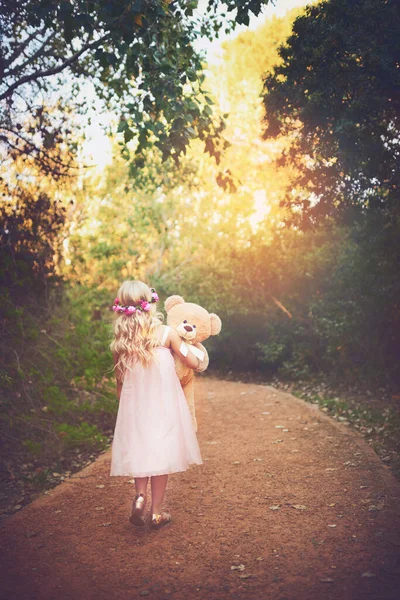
(0, 33, 111, 101)
(5, 32, 57, 78)
(3, 26, 47, 69)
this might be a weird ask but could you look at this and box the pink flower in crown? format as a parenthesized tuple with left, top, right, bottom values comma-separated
(151, 292, 159, 303)
(141, 301, 151, 311)
(112, 305, 118, 312)
(117, 306, 125, 313)
(125, 306, 136, 315)
(114, 298, 120, 305)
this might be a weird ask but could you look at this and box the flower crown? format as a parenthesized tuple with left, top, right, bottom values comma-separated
(112, 288, 159, 315)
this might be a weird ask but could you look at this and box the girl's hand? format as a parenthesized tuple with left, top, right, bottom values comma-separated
(169, 328, 201, 370)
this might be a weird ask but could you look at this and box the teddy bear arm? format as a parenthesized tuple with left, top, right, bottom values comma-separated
(193, 342, 209, 373)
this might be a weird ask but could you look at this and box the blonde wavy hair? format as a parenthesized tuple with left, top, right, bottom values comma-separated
(110, 280, 163, 380)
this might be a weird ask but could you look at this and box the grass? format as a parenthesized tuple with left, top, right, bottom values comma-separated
(0, 285, 118, 517)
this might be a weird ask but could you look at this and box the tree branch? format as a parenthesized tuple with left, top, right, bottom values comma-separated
(271, 296, 292, 319)
(5, 32, 57, 78)
(1, 136, 73, 179)
(0, 33, 111, 101)
(3, 26, 47, 69)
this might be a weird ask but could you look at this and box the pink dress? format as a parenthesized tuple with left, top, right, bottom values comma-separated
(110, 326, 203, 477)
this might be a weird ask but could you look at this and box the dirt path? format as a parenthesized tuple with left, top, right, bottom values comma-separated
(1, 378, 400, 600)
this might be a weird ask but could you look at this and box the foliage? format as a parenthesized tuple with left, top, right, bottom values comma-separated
(0, 281, 115, 472)
(205, 8, 303, 227)
(53, 422, 108, 450)
(0, 188, 67, 294)
(159, 215, 400, 386)
(262, 0, 400, 225)
(65, 146, 207, 288)
(292, 384, 400, 478)
(58, 4, 400, 388)
(0, 0, 273, 179)
(64, 8, 304, 289)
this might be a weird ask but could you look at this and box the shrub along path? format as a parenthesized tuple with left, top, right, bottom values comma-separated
(1, 378, 400, 600)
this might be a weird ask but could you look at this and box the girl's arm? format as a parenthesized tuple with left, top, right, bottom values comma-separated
(113, 353, 122, 401)
(168, 327, 201, 370)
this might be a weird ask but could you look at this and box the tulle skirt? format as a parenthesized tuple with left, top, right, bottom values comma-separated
(110, 347, 203, 477)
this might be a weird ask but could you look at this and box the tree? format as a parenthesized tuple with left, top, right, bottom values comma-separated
(0, 0, 272, 177)
(63, 5, 307, 292)
(261, 0, 400, 226)
(207, 8, 304, 231)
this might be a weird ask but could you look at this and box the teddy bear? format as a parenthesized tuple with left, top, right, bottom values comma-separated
(165, 295, 222, 432)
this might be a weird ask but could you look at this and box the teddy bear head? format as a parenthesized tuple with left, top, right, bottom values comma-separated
(165, 295, 222, 343)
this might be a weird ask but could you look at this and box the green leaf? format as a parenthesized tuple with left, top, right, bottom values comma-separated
(117, 120, 128, 133)
(124, 128, 135, 143)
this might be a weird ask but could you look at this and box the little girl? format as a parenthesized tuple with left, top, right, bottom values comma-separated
(109, 280, 203, 529)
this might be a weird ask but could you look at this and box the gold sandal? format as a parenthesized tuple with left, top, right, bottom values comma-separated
(129, 493, 146, 526)
(151, 512, 172, 530)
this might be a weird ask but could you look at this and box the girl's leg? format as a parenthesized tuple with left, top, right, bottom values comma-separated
(135, 476, 149, 497)
(130, 477, 148, 526)
(150, 474, 168, 514)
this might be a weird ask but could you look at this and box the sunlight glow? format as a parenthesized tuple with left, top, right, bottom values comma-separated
(250, 189, 271, 230)
(198, 0, 311, 66)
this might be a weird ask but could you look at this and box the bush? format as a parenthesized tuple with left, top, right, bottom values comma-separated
(162, 216, 400, 386)
(54, 422, 108, 451)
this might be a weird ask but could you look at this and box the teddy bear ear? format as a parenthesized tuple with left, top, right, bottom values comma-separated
(209, 313, 222, 335)
(165, 295, 185, 312)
